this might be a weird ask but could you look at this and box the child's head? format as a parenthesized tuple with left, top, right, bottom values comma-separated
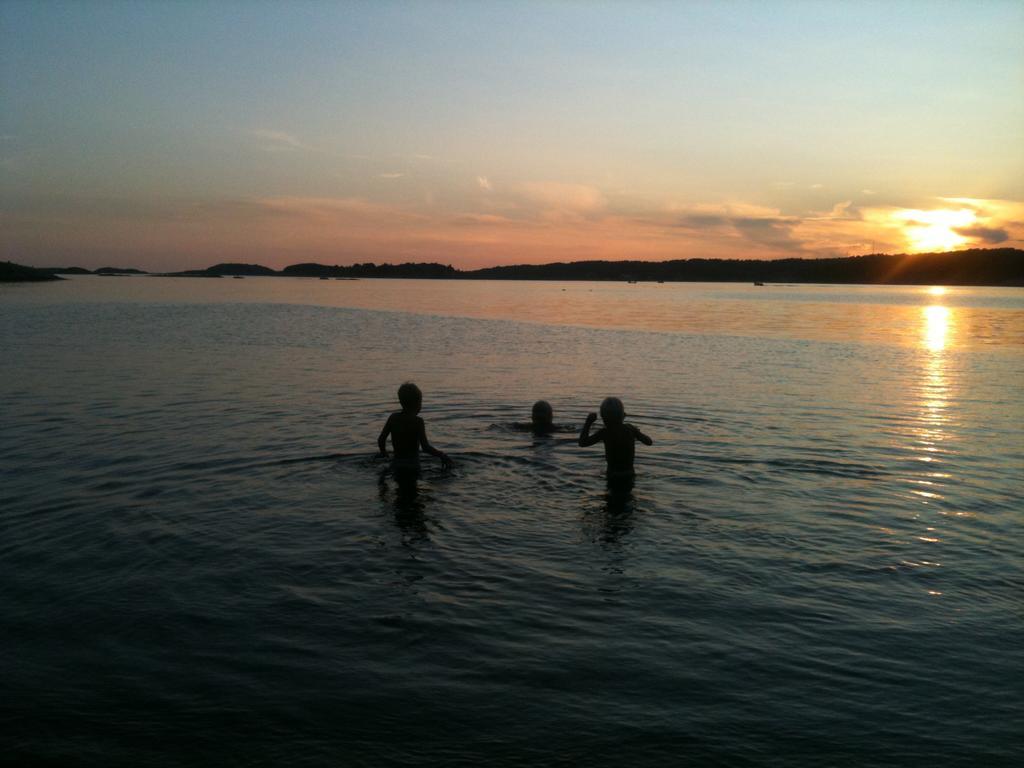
(600, 397, 625, 426)
(531, 400, 553, 426)
(398, 382, 422, 413)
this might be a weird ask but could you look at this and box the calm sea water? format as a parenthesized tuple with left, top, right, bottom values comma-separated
(2, 276, 1022, 766)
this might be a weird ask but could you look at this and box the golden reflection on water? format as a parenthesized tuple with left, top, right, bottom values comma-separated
(888, 292, 961, 572)
(917, 302, 952, 448)
(908, 293, 957, 522)
(923, 305, 951, 352)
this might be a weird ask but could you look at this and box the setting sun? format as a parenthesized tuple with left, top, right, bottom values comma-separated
(893, 208, 976, 252)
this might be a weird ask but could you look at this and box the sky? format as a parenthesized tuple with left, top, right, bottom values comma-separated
(2, 0, 1023, 270)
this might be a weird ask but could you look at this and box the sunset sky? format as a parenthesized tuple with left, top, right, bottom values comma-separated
(2, 1, 1023, 270)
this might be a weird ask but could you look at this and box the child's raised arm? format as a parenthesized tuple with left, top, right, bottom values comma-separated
(377, 415, 393, 457)
(579, 412, 603, 447)
(418, 419, 451, 468)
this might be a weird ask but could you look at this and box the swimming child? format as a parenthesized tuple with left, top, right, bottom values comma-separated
(513, 399, 555, 435)
(378, 382, 451, 469)
(578, 397, 653, 478)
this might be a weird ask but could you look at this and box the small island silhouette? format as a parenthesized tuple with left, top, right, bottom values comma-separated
(0, 261, 64, 282)
(6, 248, 1023, 285)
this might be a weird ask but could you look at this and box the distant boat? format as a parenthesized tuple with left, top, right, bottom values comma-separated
(657, 280, 664, 284)
(754, 281, 765, 286)
(319, 276, 329, 280)
(233, 275, 244, 279)
(628, 280, 637, 284)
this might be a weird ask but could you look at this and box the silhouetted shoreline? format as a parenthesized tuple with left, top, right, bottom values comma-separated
(13, 247, 1024, 286)
(0, 262, 64, 282)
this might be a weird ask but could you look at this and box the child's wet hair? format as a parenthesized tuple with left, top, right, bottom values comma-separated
(398, 382, 422, 410)
(600, 397, 625, 424)
(532, 400, 553, 423)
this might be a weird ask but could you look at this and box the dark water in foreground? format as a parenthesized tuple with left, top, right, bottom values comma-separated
(2, 278, 1023, 766)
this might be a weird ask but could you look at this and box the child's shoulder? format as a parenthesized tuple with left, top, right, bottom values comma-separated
(391, 410, 423, 423)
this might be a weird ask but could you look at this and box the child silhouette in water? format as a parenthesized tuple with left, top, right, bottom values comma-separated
(378, 382, 451, 469)
(579, 397, 653, 478)
(513, 400, 555, 435)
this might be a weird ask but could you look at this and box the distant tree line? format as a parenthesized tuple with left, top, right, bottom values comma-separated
(255, 249, 1024, 285)
(465, 249, 1024, 285)
(1, 261, 63, 281)
(13, 247, 1024, 285)
(280, 262, 458, 278)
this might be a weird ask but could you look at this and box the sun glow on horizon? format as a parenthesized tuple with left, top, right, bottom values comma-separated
(893, 208, 976, 252)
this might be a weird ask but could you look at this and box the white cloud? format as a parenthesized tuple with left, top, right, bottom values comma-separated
(826, 200, 858, 219)
(378, 172, 404, 179)
(477, 176, 493, 191)
(248, 129, 306, 151)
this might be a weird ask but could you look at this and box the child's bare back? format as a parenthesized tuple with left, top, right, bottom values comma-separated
(377, 382, 450, 469)
(578, 397, 653, 477)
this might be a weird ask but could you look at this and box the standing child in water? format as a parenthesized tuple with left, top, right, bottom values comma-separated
(578, 397, 653, 478)
(378, 382, 451, 469)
